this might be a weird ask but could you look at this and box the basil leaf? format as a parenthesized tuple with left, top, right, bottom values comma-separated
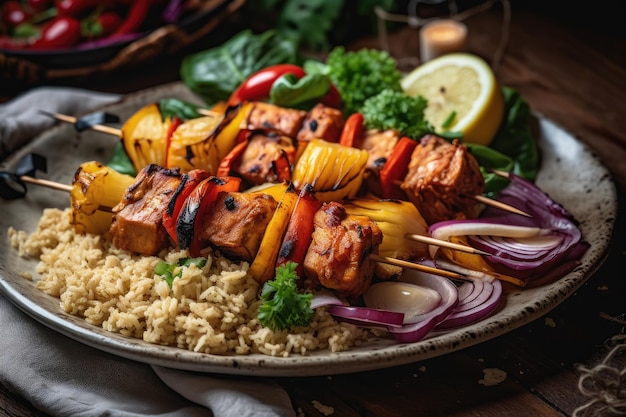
(180, 30, 300, 105)
(490, 87, 539, 181)
(158, 98, 202, 121)
(269, 73, 330, 109)
(107, 142, 136, 177)
(467, 144, 515, 195)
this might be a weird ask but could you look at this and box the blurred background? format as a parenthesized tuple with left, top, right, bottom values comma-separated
(1, 0, 624, 100)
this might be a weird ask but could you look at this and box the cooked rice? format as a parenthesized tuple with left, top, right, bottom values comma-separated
(8, 208, 370, 356)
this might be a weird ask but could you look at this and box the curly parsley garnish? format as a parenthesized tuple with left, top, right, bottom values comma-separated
(258, 262, 314, 331)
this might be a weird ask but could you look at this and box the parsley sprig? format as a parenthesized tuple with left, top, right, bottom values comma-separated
(257, 262, 314, 331)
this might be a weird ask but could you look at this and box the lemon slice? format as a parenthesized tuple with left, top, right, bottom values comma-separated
(401, 53, 505, 146)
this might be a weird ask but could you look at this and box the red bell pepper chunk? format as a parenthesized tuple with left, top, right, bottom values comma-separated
(320, 83, 342, 109)
(227, 64, 307, 108)
(175, 175, 241, 257)
(163, 169, 211, 245)
(379, 136, 418, 200)
(163, 116, 183, 168)
(276, 184, 321, 277)
(227, 63, 342, 110)
(215, 132, 250, 177)
(338, 112, 364, 148)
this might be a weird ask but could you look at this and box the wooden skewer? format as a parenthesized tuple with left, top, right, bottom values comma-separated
(18, 176, 114, 212)
(42, 111, 531, 217)
(469, 194, 531, 217)
(41, 111, 122, 137)
(197, 108, 222, 117)
(405, 233, 492, 256)
(19, 175, 72, 193)
(15, 174, 478, 281)
(370, 254, 466, 281)
(15, 175, 488, 257)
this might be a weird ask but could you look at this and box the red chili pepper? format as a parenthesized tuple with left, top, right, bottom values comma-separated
(276, 184, 321, 277)
(82, 11, 122, 39)
(379, 136, 418, 200)
(338, 112, 364, 148)
(111, 0, 150, 36)
(28, 0, 53, 13)
(163, 169, 211, 246)
(30, 16, 82, 49)
(2, 1, 32, 28)
(227, 64, 307, 108)
(55, 0, 104, 16)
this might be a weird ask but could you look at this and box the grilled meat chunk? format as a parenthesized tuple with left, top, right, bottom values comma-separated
(246, 102, 306, 138)
(401, 135, 485, 224)
(110, 165, 182, 255)
(303, 202, 383, 298)
(233, 131, 297, 186)
(198, 191, 278, 262)
(296, 103, 345, 143)
(361, 129, 401, 171)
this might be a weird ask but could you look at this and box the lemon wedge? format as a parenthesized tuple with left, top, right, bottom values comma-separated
(401, 53, 505, 146)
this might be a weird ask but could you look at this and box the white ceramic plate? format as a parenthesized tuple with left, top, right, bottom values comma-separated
(0, 82, 617, 377)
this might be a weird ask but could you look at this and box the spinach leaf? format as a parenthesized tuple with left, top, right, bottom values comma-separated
(489, 87, 539, 181)
(158, 98, 203, 121)
(269, 73, 331, 109)
(107, 142, 136, 177)
(180, 30, 300, 105)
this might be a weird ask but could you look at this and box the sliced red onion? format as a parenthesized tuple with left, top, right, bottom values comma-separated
(428, 173, 589, 283)
(310, 291, 344, 309)
(457, 279, 484, 304)
(436, 279, 503, 330)
(327, 305, 405, 327)
(363, 281, 442, 324)
(384, 270, 459, 343)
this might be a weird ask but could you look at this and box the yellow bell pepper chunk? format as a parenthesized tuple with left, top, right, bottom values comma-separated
(121, 103, 170, 172)
(292, 139, 368, 203)
(166, 115, 223, 172)
(344, 198, 429, 260)
(248, 186, 298, 284)
(70, 161, 135, 235)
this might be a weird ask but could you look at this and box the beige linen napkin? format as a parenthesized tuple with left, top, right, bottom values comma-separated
(0, 87, 297, 417)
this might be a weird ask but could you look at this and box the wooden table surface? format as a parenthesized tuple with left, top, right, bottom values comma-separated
(1, 1, 625, 416)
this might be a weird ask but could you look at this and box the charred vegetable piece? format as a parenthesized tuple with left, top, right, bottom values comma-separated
(162, 169, 212, 245)
(166, 115, 223, 172)
(248, 185, 298, 284)
(175, 175, 241, 257)
(343, 198, 429, 260)
(121, 103, 171, 172)
(70, 161, 135, 235)
(292, 139, 368, 203)
(276, 184, 321, 277)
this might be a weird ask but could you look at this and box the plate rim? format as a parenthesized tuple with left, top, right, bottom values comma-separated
(0, 82, 618, 376)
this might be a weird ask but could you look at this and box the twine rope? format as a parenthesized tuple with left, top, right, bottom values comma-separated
(573, 333, 626, 417)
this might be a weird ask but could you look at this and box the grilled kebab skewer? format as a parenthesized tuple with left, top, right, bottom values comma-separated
(43, 102, 529, 220)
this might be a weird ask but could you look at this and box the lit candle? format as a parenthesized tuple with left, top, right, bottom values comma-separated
(419, 19, 468, 62)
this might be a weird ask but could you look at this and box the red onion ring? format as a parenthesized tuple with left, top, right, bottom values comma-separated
(436, 279, 503, 330)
